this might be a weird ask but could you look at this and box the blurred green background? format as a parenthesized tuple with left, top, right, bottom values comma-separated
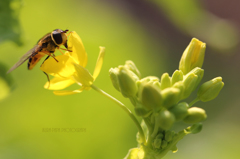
(1, 0, 240, 158)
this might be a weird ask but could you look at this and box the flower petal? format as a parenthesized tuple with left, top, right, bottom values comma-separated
(44, 77, 75, 90)
(68, 31, 88, 67)
(72, 63, 94, 87)
(40, 55, 76, 78)
(93, 46, 105, 80)
(53, 88, 84, 96)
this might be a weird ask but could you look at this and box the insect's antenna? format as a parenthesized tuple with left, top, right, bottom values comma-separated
(43, 71, 50, 89)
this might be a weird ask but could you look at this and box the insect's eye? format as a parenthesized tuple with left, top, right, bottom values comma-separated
(52, 31, 62, 45)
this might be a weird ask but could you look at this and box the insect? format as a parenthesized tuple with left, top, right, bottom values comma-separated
(7, 29, 72, 86)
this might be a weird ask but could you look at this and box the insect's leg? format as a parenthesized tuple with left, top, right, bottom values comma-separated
(41, 55, 50, 66)
(46, 53, 58, 62)
(59, 48, 72, 52)
(43, 71, 50, 89)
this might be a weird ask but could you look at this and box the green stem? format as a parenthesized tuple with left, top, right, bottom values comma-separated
(143, 117, 153, 148)
(91, 84, 146, 144)
(189, 97, 200, 107)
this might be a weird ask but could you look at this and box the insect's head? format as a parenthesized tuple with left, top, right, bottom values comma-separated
(51, 29, 69, 46)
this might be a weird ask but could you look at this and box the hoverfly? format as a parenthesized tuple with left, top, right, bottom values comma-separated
(7, 29, 71, 85)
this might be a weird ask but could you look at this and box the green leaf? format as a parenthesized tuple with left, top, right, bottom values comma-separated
(0, 0, 23, 45)
(0, 62, 14, 101)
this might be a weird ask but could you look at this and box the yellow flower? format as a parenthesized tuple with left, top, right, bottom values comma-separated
(40, 31, 105, 95)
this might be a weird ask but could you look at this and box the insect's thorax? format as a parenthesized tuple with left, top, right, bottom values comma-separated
(38, 34, 58, 53)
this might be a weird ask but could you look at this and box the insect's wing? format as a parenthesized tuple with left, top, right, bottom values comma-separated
(7, 46, 38, 73)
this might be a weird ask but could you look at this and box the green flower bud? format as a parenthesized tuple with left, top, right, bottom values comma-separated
(172, 81, 185, 100)
(171, 70, 183, 85)
(134, 104, 151, 117)
(169, 102, 189, 121)
(179, 38, 206, 75)
(153, 81, 161, 89)
(188, 67, 204, 90)
(137, 76, 160, 89)
(155, 133, 164, 139)
(182, 73, 198, 99)
(171, 145, 178, 153)
(139, 83, 163, 110)
(155, 110, 175, 130)
(153, 138, 162, 149)
(187, 123, 203, 134)
(165, 130, 174, 142)
(109, 68, 120, 91)
(197, 77, 224, 102)
(161, 140, 168, 149)
(183, 107, 207, 124)
(118, 66, 138, 98)
(161, 88, 181, 109)
(139, 76, 159, 83)
(124, 60, 141, 78)
(160, 73, 171, 90)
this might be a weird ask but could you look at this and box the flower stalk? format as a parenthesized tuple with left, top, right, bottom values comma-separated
(91, 84, 146, 144)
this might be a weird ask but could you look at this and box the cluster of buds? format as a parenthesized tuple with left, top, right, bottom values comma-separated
(110, 38, 224, 158)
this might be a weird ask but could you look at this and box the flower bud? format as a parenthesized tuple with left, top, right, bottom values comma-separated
(165, 130, 174, 142)
(137, 76, 159, 88)
(124, 60, 141, 78)
(160, 73, 171, 90)
(153, 138, 162, 149)
(161, 140, 168, 149)
(183, 107, 207, 124)
(139, 83, 163, 110)
(137, 76, 161, 89)
(181, 73, 198, 99)
(172, 81, 184, 100)
(134, 104, 151, 117)
(197, 77, 224, 102)
(169, 102, 189, 121)
(153, 81, 161, 90)
(161, 88, 181, 109)
(155, 133, 164, 139)
(109, 68, 120, 91)
(139, 76, 159, 83)
(188, 67, 204, 90)
(186, 123, 203, 134)
(179, 38, 206, 75)
(155, 110, 175, 130)
(117, 66, 138, 98)
(171, 70, 183, 85)
(171, 145, 178, 153)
